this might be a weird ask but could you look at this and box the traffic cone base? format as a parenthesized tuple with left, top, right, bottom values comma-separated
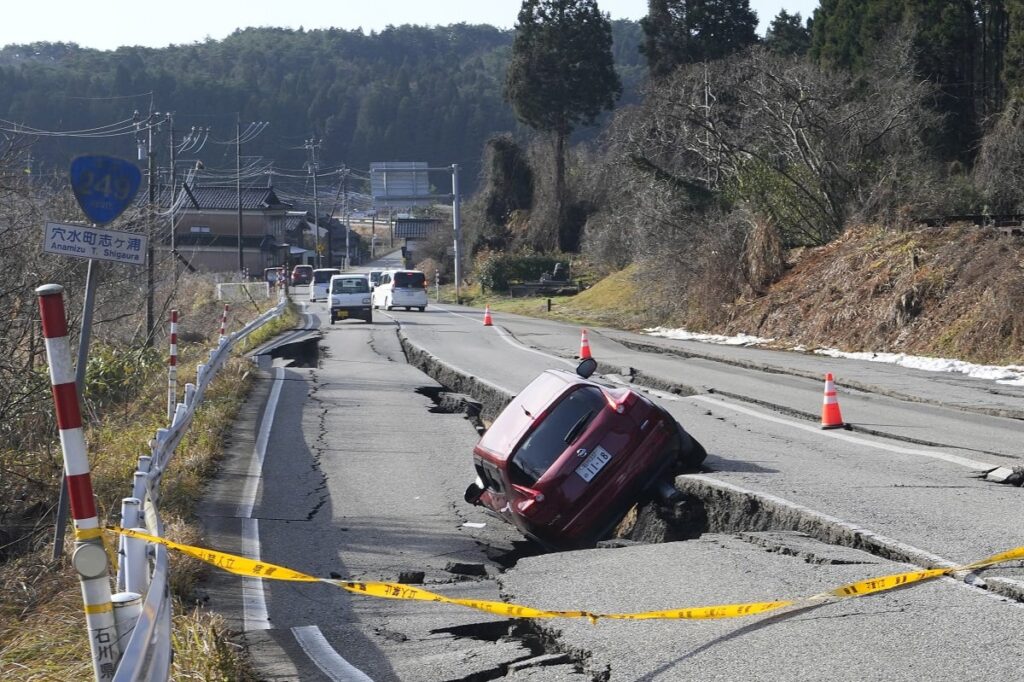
(483, 305, 493, 326)
(821, 372, 845, 429)
(579, 328, 592, 360)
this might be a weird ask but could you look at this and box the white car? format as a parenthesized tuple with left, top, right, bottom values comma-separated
(372, 270, 428, 311)
(309, 268, 341, 302)
(328, 274, 372, 324)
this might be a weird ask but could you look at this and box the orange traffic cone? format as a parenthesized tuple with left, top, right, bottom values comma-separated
(579, 328, 592, 360)
(821, 373, 845, 429)
(483, 305, 493, 326)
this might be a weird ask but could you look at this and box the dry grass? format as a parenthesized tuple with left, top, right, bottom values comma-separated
(0, 286, 298, 681)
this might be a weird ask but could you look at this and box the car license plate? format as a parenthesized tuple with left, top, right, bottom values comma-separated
(576, 445, 612, 482)
(335, 310, 348, 319)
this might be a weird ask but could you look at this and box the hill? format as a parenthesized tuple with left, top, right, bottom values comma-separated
(0, 21, 645, 191)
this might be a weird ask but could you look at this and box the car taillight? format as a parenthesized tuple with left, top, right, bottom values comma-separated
(604, 390, 637, 414)
(511, 484, 545, 515)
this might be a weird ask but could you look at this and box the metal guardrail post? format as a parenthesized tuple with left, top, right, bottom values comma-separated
(167, 310, 178, 423)
(37, 284, 119, 681)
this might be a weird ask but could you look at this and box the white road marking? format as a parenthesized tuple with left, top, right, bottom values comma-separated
(292, 626, 374, 682)
(692, 394, 997, 471)
(241, 518, 270, 631)
(237, 367, 285, 519)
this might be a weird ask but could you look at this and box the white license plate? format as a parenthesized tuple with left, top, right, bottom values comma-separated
(576, 445, 613, 482)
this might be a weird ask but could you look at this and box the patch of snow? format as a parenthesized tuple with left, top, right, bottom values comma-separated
(644, 327, 774, 347)
(813, 348, 1024, 385)
(641, 328, 1024, 387)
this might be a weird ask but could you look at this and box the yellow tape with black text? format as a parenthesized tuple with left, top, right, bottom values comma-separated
(102, 527, 1024, 623)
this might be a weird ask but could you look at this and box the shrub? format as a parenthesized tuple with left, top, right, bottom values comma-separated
(474, 251, 564, 292)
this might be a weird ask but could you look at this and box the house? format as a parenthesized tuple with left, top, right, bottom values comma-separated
(394, 217, 442, 266)
(168, 186, 293, 274)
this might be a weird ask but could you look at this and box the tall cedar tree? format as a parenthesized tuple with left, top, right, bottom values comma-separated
(810, 0, 977, 163)
(1004, 0, 1024, 98)
(506, 0, 621, 251)
(640, 0, 759, 79)
(765, 10, 811, 56)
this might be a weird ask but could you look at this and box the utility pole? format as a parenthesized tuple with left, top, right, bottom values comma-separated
(305, 137, 322, 269)
(146, 112, 158, 346)
(452, 163, 463, 304)
(168, 114, 177, 284)
(236, 114, 243, 277)
(343, 169, 350, 269)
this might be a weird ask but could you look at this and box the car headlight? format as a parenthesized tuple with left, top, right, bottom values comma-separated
(362, 297, 370, 304)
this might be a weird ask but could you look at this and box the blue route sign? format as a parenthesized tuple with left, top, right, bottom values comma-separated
(69, 155, 142, 226)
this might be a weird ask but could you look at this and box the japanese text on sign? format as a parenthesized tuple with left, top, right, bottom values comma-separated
(43, 222, 147, 266)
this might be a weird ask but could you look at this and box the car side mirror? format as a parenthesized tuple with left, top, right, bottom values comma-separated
(576, 358, 597, 378)
(464, 477, 485, 505)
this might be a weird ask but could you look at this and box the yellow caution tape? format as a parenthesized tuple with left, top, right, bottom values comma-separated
(106, 527, 1024, 623)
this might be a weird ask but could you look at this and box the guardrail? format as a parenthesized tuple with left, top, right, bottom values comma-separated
(106, 294, 287, 681)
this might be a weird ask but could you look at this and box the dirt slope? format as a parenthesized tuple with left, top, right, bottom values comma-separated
(723, 224, 1024, 365)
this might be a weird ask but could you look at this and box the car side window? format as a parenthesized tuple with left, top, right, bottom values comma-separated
(508, 386, 606, 487)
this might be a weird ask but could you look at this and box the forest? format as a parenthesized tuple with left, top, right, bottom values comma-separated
(0, 20, 645, 190)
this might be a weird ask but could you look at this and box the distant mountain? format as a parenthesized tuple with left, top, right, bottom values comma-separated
(0, 22, 645, 193)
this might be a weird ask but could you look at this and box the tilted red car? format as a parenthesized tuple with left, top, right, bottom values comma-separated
(465, 359, 705, 550)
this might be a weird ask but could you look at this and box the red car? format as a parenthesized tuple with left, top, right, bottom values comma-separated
(291, 264, 313, 285)
(465, 359, 705, 550)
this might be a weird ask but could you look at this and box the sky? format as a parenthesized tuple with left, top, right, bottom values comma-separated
(1, 1, 820, 51)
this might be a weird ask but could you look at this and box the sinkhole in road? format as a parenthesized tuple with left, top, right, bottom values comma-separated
(264, 336, 321, 368)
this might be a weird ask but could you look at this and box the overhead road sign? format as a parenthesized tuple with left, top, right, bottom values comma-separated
(370, 162, 431, 208)
(69, 155, 142, 225)
(43, 222, 148, 266)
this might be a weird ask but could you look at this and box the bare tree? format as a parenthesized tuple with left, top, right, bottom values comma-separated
(628, 36, 933, 246)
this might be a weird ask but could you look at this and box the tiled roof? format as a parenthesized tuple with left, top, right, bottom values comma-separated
(181, 186, 292, 211)
(394, 218, 442, 239)
(167, 234, 284, 250)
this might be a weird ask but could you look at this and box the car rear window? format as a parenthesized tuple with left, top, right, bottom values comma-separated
(509, 386, 607, 487)
(332, 278, 369, 294)
(393, 271, 425, 288)
(313, 269, 340, 284)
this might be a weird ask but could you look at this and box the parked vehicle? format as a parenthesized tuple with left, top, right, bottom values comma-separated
(291, 264, 313, 286)
(328, 274, 372, 324)
(264, 267, 284, 285)
(309, 268, 341, 302)
(464, 358, 706, 550)
(372, 269, 428, 311)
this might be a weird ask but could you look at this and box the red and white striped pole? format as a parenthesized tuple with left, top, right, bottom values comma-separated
(219, 303, 230, 340)
(37, 284, 119, 680)
(167, 309, 178, 423)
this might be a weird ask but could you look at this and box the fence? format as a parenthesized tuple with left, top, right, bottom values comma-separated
(101, 293, 288, 681)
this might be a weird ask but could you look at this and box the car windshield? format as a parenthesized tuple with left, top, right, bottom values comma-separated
(332, 278, 369, 294)
(313, 270, 340, 284)
(509, 386, 607, 487)
(393, 271, 425, 288)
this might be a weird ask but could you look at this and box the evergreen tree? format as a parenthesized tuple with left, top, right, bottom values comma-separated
(640, 0, 759, 78)
(640, 0, 689, 78)
(765, 10, 811, 56)
(505, 0, 621, 250)
(810, 0, 979, 162)
(1004, 0, 1024, 97)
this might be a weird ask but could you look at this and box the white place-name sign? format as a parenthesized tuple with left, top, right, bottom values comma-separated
(43, 221, 147, 266)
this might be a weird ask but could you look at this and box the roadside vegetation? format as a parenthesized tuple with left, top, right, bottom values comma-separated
(0, 159, 298, 679)
(417, 1, 1023, 368)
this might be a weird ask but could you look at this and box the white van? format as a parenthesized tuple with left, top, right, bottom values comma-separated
(372, 269, 428, 311)
(328, 274, 372, 324)
(309, 268, 341, 302)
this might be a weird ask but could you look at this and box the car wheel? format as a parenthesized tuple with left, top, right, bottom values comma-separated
(406, 306, 411, 311)
(418, 306, 425, 312)
(329, 318, 334, 325)
(365, 313, 373, 323)
(676, 424, 707, 471)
